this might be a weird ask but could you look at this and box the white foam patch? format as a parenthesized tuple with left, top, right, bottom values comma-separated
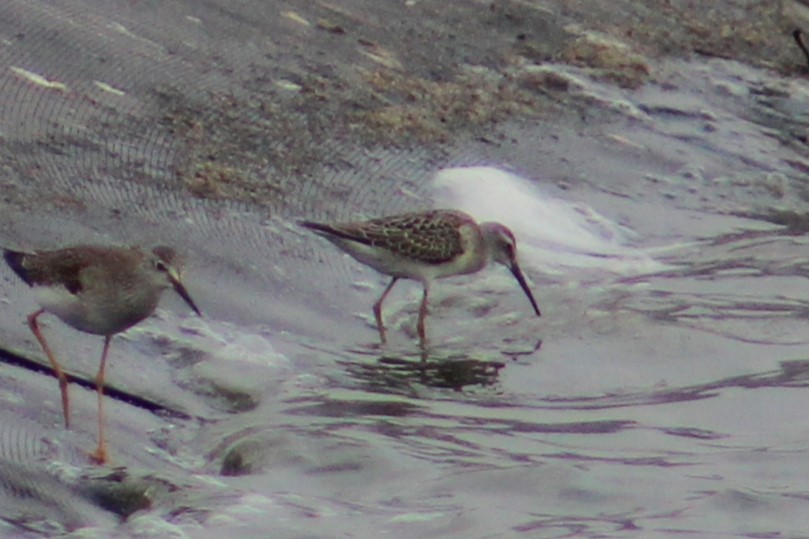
(185, 324, 291, 400)
(431, 166, 666, 277)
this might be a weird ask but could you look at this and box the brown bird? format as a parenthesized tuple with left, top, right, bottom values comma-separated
(3, 244, 201, 464)
(300, 209, 540, 348)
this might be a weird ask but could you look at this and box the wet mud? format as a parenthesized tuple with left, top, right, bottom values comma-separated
(2, 0, 809, 537)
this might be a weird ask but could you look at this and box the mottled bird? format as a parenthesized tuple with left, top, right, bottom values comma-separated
(300, 209, 540, 347)
(3, 244, 201, 464)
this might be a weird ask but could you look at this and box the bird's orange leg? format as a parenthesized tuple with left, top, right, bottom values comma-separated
(28, 310, 71, 428)
(90, 335, 112, 465)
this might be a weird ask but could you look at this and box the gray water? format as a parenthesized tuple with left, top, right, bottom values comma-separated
(1, 0, 809, 537)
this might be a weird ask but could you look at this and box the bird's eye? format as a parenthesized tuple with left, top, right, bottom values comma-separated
(155, 260, 168, 272)
(504, 241, 515, 259)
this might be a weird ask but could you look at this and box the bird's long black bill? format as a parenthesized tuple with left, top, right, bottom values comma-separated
(509, 263, 541, 316)
(794, 29, 809, 68)
(170, 277, 202, 316)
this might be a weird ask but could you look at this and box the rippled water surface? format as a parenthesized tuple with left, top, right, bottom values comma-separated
(1, 1, 809, 538)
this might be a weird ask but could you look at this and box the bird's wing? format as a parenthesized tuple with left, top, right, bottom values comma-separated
(303, 210, 472, 264)
(4, 246, 130, 294)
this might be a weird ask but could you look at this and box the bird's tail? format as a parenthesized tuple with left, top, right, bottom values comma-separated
(2, 249, 34, 286)
(299, 220, 364, 244)
(298, 220, 330, 233)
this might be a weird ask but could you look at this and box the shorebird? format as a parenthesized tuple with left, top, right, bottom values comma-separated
(2, 244, 201, 464)
(300, 209, 541, 347)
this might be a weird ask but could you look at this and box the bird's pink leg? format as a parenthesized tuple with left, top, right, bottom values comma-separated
(373, 277, 399, 344)
(417, 282, 430, 349)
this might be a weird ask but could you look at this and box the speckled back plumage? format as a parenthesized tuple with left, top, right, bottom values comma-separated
(301, 209, 474, 265)
(301, 208, 540, 345)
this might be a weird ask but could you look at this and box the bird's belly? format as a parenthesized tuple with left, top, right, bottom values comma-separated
(34, 286, 155, 336)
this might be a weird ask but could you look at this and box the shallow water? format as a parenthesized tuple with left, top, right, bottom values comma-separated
(182, 60, 809, 537)
(1, 1, 809, 538)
